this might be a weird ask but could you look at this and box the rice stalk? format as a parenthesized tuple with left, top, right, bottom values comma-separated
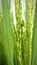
(25, 0, 35, 65)
(15, 0, 23, 65)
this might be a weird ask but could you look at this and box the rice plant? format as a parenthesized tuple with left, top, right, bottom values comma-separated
(0, 0, 37, 65)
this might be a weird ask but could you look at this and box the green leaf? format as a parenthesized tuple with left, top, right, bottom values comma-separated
(32, 0, 37, 65)
(1, 0, 15, 65)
